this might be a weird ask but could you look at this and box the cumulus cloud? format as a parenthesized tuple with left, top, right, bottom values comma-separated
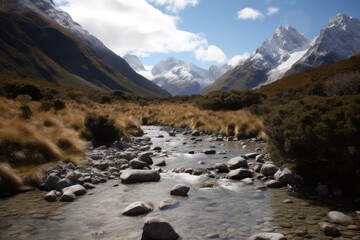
(237, 7, 264, 20)
(195, 45, 227, 64)
(228, 53, 250, 67)
(267, 7, 279, 16)
(59, 0, 225, 64)
(147, 0, 198, 13)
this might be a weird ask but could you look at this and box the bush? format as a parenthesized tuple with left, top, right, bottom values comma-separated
(264, 96, 360, 195)
(39, 101, 53, 112)
(84, 113, 120, 146)
(3, 83, 43, 100)
(197, 90, 266, 111)
(19, 105, 33, 120)
(99, 96, 111, 104)
(53, 100, 66, 110)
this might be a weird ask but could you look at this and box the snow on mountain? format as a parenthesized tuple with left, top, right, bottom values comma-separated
(288, 14, 360, 75)
(123, 54, 145, 72)
(202, 25, 311, 92)
(151, 57, 185, 76)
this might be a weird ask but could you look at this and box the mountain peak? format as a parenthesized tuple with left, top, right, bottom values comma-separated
(151, 57, 185, 76)
(123, 54, 145, 72)
(328, 13, 353, 27)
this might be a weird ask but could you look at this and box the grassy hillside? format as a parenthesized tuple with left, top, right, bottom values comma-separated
(0, 9, 170, 97)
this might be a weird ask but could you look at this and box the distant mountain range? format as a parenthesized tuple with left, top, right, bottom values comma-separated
(0, 0, 170, 97)
(124, 55, 230, 95)
(203, 14, 360, 93)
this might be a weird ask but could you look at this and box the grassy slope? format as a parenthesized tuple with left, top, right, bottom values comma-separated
(0, 10, 169, 97)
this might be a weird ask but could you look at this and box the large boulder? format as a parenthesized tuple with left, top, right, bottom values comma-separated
(327, 211, 354, 225)
(247, 233, 287, 240)
(130, 159, 150, 170)
(60, 191, 76, 202)
(141, 217, 180, 240)
(274, 168, 295, 186)
(265, 180, 283, 188)
(260, 164, 279, 177)
(122, 201, 154, 216)
(62, 184, 87, 196)
(44, 173, 60, 191)
(44, 190, 58, 202)
(120, 170, 160, 184)
(226, 168, 253, 180)
(227, 157, 248, 169)
(170, 184, 190, 196)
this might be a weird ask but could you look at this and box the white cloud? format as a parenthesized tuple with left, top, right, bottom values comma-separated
(195, 45, 227, 64)
(60, 0, 224, 63)
(267, 7, 279, 16)
(228, 53, 250, 67)
(147, 0, 198, 13)
(237, 7, 264, 20)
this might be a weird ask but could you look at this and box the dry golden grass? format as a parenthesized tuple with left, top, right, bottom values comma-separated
(0, 97, 143, 193)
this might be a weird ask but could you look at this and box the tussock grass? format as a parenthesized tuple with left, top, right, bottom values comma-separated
(0, 97, 143, 194)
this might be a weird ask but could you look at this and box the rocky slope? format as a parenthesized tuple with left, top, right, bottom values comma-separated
(287, 13, 360, 75)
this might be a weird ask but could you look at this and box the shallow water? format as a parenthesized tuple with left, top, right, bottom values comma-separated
(0, 126, 359, 240)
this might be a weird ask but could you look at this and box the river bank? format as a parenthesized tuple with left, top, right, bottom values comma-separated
(0, 126, 359, 240)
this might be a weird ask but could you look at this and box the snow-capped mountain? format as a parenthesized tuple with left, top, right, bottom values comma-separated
(202, 26, 310, 92)
(153, 59, 231, 95)
(288, 14, 360, 75)
(123, 54, 145, 72)
(123, 56, 230, 95)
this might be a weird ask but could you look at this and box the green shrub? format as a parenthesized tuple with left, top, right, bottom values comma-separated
(264, 96, 360, 195)
(84, 113, 120, 146)
(99, 96, 111, 104)
(3, 83, 43, 101)
(197, 90, 266, 111)
(39, 101, 53, 112)
(19, 105, 33, 120)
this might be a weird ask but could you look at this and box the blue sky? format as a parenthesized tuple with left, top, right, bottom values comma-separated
(56, 0, 360, 70)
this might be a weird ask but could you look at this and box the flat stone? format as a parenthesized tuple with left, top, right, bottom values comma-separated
(130, 159, 150, 169)
(120, 170, 160, 184)
(83, 183, 96, 189)
(159, 198, 179, 210)
(204, 149, 216, 155)
(279, 222, 292, 228)
(266, 180, 283, 188)
(62, 184, 87, 196)
(122, 201, 154, 216)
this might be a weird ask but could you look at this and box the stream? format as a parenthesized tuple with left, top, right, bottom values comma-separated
(0, 126, 359, 240)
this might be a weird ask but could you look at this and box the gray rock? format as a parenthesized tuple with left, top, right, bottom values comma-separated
(214, 163, 229, 173)
(170, 184, 190, 196)
(260, 164, 279, 177)
(120, 170, 160, 184)
(60, 191, 76, 202)
(247, 232, 287, 240)
(62, 184, 87, 196)
(116, 152, 136, 161)
(154, 159, 166, 167)
(141, 217, 180, 240)
(55, 178, 72, 191)
(204, 149, 216, 155)
(265, 180, 283, 188)
(122, 201, 154, 216)
(83, 183, 96, 189)
(44, 173, 61, 191)
(227, 156, 248, 169)
(152, 146, 162, 152)
(159, 198, 179, 210)
(274, 168, 295, 186)
(96, 161, 109, 171)
(139, 152, 153, 165)
(241, 178, 253, 185)
(191, 130, 200, 136)
(44, 190, 57, 202)
(226, 168, 253, 180)
(255, 154, 265, 162)
(65, 170, 79, 182)
(168, 132, 176, 137)
(245, 152, 259, 159)
(327, 211, 354, 225)
(319, 222, 341, 237)
(130, 159, 150, 169)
